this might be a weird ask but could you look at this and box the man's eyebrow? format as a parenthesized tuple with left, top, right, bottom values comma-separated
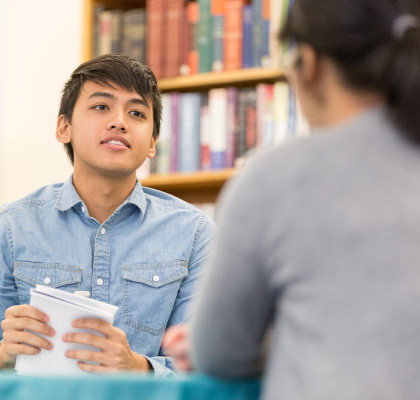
(88, 92, 150, 109)
(88, 92, 116, 100)
(129, 98, 150, 109)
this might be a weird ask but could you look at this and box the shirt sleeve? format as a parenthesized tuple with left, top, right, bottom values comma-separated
(148, 214, 216, 377)
(0, 210, 19, 341)
(189, 165, 275, 379)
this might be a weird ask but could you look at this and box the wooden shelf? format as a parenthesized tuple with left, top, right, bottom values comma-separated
(140, 169, 237, 203)
(82, 0, 280, 204)
(158, 68, 286, 92)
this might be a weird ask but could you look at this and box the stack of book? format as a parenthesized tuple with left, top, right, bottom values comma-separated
(149, 82, 309, 175)
(92, 0, 293, 79)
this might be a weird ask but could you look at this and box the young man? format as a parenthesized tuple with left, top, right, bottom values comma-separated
(0, 54, 215, 376)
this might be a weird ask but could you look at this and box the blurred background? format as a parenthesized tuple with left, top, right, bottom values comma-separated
(0, 0, 82, 204)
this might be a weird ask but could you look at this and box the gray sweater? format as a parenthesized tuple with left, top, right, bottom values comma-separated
(190, 107, 420, 399)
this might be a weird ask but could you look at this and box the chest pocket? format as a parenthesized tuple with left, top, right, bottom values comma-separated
(13, 261, 82, 304)
(122, 261, 188, 336)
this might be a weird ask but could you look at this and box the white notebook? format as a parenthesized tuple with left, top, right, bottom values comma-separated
(16, 284, 119, 376)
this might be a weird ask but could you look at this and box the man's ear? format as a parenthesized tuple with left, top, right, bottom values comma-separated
(147, 137, 157, 159)
(56, 114, 72, 144)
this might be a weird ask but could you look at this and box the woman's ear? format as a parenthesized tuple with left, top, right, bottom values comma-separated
(56, 114, 72, 144)
(294, 44, 320, 89)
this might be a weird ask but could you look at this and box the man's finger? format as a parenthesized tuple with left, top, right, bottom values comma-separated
(3, 330, 53, 351)
(5, 304, 49, 323)
(2, 317, 55, 338)
(71, 319, 112, 335)
(62, 332, 108, 349)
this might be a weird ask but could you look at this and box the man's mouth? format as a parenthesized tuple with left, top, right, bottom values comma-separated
(101, 139, 130, 148)
(105, 140, 127, 147)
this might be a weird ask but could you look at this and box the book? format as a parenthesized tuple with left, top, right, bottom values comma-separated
(211, 0, 225, 71)
(251, 0, 262, 67)
(155, 94, 172, 174)
(269, 0, 284, 68)
(235, 88, 249, 165)
(178, 93, 201, 172)
(261, 83, 275, 147)
(146, 0, 166, 78)
(288, 84, 297, 136)
(256, 83, 266, 148)
(92, 5, 105, 58)
(200, 93, 212, 170)
(179, 6, 192, 75)
(242, 4, 253, 68)
(170, 92, 180, 172)
(245, 88, 257, 151)
(209, 88, 228, 169)
(16, 285, 118, 376)
(164, 0, 185, 77)
(261, 0, 270, 67)
(122, 8, 147, 63)
(98, 10, 112, 55)
(224, 0, 244, 70)
(225, 87, 238, 168)
(110, 10, 123, 54)
(198, 0, 213, 73)
(187, 1, 200, 75)
(280, 0, 293, 64)
(273, 81, 289, 144)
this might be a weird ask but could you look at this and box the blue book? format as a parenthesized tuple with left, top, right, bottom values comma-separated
(212, 14, 224, 71)
(178, 93, 202, 172)
(261, 8, 270, 67)
(287, 85, 297, 136)
(242, 4, 253, 68)
(252, 0, 262, 67)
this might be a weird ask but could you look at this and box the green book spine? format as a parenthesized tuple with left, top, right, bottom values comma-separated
(198, 0, 213, 73)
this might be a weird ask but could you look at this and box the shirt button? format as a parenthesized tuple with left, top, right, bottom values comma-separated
(81, 206, 85, 213)
(44, 277, 51, 285)
(100, 228, 106, 235)
(97, 278, 104, 286)
(153, 275, 160, 282)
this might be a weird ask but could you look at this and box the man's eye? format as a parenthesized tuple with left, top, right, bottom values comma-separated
(94, 105, 108, 111)
(130, 110, 145, 118)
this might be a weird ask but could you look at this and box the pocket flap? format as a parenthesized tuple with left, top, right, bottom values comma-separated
(13, 261, 82, 288)
(122, 261, 188, 288)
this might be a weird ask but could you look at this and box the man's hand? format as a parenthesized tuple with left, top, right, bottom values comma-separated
(62, 318, 151, 373)
(0, 305, 54, 367)
(162, 324, 192, 371)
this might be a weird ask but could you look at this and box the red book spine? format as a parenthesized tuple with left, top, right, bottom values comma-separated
(164, 0, 185, 77)
(187, 1, 200, 75)
(224, 0, 244, 70)
(146, 0, 166, 79)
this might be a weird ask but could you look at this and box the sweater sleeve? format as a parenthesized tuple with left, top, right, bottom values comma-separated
(189, 164, 275, 379)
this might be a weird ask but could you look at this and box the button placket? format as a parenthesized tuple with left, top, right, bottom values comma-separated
(93, 224, 110, 302)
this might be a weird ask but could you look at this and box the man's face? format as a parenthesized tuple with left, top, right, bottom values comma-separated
(57, 81, 156, 178)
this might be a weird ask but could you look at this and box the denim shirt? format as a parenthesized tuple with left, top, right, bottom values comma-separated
(0, 176, 215, 376)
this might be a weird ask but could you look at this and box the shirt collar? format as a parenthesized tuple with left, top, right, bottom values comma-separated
(54, 175, 147, 215)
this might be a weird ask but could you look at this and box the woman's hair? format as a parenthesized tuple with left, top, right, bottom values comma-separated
(281, 0, 420, 143)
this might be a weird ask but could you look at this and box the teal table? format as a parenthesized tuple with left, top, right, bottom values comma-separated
(0, 372, 261, 400)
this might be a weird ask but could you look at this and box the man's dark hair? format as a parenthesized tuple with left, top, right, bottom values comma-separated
(58, 54, 162, 164)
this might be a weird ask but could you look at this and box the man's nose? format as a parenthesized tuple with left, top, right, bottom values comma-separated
(107, 112, 128, 132)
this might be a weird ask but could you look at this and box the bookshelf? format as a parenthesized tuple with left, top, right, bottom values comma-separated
(82, 0, 288, 203)
(141, 168, 236, 203)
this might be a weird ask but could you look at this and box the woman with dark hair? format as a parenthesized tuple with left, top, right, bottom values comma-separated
(164, 1, 420, 398)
